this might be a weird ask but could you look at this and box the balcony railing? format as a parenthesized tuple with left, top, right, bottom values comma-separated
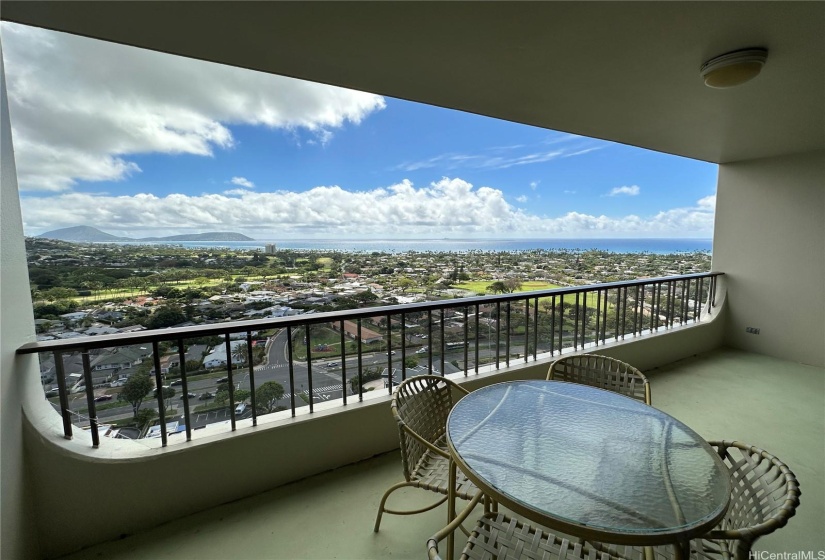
(17, 272, 721, 448)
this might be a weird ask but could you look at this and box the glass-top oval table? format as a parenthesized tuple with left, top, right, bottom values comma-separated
(446, 380, 730, 552)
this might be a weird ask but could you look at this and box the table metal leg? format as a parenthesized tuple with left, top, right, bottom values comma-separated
(672, 540, 690, 560)
(448, 462, 456, 560)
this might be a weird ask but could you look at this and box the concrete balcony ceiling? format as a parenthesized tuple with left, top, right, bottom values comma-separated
(2, 2, 824, 164)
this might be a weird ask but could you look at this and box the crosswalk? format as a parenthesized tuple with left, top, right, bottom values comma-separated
(255, 363, 287, 371)
(300, 383, 343, 395)
(291, 383, 345, 402)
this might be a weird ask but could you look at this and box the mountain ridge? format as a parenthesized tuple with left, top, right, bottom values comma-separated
(36, 226, 254, 243)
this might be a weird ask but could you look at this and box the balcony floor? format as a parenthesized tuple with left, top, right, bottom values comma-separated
(61, 347, 824, 560)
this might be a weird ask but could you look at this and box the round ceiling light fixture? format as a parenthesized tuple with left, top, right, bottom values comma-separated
(700, 48, 768, 88)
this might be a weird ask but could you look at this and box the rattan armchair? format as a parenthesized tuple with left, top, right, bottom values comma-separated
(590, 440, 801, 560)
(427, 492, 620, 560)
(547, 355, 651, 405)
(374, 375, 479, 532)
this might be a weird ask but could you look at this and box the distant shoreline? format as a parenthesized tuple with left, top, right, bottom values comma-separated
(103, 237, 713, 254)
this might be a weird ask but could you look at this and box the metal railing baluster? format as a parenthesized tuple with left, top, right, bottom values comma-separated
(474, 304, 480, 373)
(573, 292, 580, 350)
(246, 331, 257, 427)
(505, 302, 511, 367)
(177, 339, 192, 439)
(53, 350, 72, 439)
(532, 297, 539, 360)
(224, 335, 236, 431)
(340, 320, 348, 403)
(427, 310, 433, 373)
(440, 309, 445, 376)
(523, 299, 529, 363)
(400, 313, 406, 382)
(306, 326, 314, 412)
(81, 350, 100, 447)
(463, 307, 469, 375)
(287, 326, 296, 416)
(357, 319, 363, 401)
(387, 313, 393, 392)
(151, 341, 167, 446)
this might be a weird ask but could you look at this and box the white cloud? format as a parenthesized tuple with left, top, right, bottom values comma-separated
(22, 178, 715, 238)
(697, 194, 716, 209)
(230, 177, 255, 189)
(1, 22, 385, 191)
(395, 138, 603, 173)
(515, 195, 528, 203)
(529, 181, 539, 191)
(223, 188, 254, 196)
(608, 185, 641, 197)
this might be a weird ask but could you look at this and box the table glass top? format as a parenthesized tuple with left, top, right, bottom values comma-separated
(447, 381, 730, 539)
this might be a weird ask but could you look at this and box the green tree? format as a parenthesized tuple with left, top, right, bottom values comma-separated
(404, 356, 420, 369)
(486, 281, 507, 294)
(234, 389, 251, 404)
(118, 373, 153, 418)
(231, 344, 249, 365)
(147, 304, 186, 329)
(503, 278, 523, 293)
(397, 277, 416, 294)
(135, 408, 157, 430)
(43, 287, 79, 301)
(154, 386, 176, 411)
(184, 359, 203, 373)
(255, 381, 285, 413)
(353, 289, 378, 304)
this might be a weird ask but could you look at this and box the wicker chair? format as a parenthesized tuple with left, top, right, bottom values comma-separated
(374, 375, 479, 532)
(427, 492, 620, 560)
(547, 355, 651, 405)
(590, 440, 801, 560)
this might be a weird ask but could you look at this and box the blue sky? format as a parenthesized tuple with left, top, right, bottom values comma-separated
(2, 22, 718, 239)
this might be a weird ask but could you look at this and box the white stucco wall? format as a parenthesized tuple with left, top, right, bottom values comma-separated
(0, 46, 41, 559)
(713, 150, 825, 367)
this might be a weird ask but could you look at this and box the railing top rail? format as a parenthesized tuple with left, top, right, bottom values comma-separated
(16, 272, 722, 355)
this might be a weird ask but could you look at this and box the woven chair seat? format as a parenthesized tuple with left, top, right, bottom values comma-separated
(429, 511, 620, 560)
(587, 540, 738, 560)
(412, 435, 479, 500)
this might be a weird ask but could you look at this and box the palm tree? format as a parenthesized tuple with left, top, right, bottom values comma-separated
(231, 344, 249, 366)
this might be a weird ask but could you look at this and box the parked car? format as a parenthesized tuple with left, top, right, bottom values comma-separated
(326, 362, 340, 369)
(234, 402, 247, 415)
(109, 379, 127, 388)
(45, 389, 59, 398)
(170, 379, 183, 386)
(94, 394, 113, 402)
(416, 347, 428, 354)
(198, 392, 214, 401)
(179, 392, 197, 400)
(216, 377, 229, 384)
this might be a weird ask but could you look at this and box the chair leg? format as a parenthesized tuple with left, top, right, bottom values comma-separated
(374, 480, 449, 532)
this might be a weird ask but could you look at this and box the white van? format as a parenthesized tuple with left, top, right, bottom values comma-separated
(234, 402, 247, 415)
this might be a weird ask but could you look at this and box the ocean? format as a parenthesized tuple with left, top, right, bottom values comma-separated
(115, 238, 713, 254)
